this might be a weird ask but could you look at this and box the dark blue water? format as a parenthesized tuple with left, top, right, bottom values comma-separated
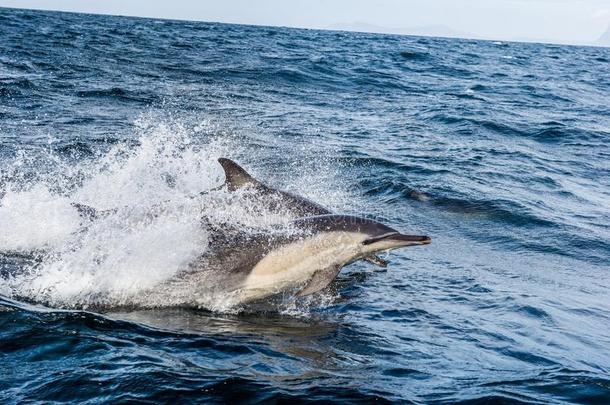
(1, 7, 609, 404)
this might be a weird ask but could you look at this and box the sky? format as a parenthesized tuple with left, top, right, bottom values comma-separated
(1, 0, 609, 45)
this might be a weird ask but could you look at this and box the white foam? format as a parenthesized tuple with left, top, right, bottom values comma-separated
(0, 185, 81, 251)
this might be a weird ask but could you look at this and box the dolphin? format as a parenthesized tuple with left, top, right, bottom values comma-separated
(167, 214, 431, 305)
(72, 159, 403, 268)
(216, 158, 390, 267)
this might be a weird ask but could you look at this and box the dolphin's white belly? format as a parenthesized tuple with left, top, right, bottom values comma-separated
(235, 231, 363, 303)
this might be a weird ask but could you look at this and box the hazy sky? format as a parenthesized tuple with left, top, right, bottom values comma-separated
(1, 0, 609, 44)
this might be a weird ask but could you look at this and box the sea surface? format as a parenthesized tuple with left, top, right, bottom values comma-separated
(1, 7, 609, 404)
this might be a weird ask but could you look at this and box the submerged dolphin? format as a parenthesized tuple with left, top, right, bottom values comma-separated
(216, 158, 390, 267)
(172, 214, 431, 304)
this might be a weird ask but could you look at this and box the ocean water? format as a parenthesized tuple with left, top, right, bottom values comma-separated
(1, 7, 609, 403)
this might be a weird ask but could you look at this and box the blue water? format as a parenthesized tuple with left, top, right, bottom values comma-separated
(1, 7, 609, 404)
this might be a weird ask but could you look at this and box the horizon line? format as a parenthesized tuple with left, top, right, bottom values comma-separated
(1, 5, 608, 49)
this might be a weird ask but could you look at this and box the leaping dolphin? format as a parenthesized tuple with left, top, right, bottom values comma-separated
(161, 214, 431, 305)
(216, 158, 390, 267)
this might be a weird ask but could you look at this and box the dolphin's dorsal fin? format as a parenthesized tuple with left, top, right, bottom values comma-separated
(218, 158, 260, 191)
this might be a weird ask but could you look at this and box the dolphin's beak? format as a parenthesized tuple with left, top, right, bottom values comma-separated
(363, 233, 431, 248)
(390, 234, 432, 245)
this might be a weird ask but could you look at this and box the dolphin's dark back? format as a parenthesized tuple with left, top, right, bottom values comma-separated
(262, 188, 330, 217)
(292, 215, 399, 237)
(218, 158, 330, 218)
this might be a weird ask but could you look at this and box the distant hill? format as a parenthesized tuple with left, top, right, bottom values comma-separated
(327, 21, 475, 40)
(598, 24, 610, 46)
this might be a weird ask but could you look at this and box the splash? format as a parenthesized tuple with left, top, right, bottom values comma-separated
(0, 114, 354, 311)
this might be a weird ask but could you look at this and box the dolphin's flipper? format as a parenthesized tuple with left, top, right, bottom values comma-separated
(218, 158, 261, 191)
(364, 255, 389, 268)
(297, 265, 342, 297)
